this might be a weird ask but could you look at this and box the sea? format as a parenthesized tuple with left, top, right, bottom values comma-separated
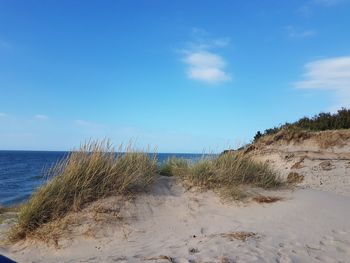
(0, 151, 205, 207)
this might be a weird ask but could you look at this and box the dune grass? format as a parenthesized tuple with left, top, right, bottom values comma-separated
(160, 152, 281, 200)
(158, 157, 190, 177)
(9, 140, 157, 242)
(8, 141, 280, 242)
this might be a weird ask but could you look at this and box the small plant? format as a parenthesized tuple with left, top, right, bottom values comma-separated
(220, 231, 256, 241)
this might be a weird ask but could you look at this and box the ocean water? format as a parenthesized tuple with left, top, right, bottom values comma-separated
(0, 151, 205, 206)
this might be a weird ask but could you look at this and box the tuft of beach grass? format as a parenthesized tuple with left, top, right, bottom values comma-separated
(8, 139, 157, 242)
(160, 151, 281, 200)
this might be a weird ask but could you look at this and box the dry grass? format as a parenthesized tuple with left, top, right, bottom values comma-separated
(8, 140, 157, 242)
(158, 157, 189, 177)
(162, 152, 281, 200)
(291, 157, 305, 169)
(256, 129, 350, 149)
(220, 231, 256, 241)
(287, 172, 304, 184)
(252, 195, 283, 203)
(257, 128, 311, 146)
(314, 130, 350, 148)
(217, 186, 248, 201)
(26, 214, 76, 247)
(291, 162, 304, 169)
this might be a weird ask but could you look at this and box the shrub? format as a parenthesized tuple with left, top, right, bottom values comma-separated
(253, 131, 263, 142)
(9, 140, 157, 241)
(254, 108, 350, 142)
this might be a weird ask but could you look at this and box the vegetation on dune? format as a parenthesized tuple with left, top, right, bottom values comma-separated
(9, 140, 157, 242)
(160, 152, 281, 200)
(9, 108, 348, 243)
(158, 157, 189, 177)
(253, 108, 350, 142)
(8, 139, 281, 242)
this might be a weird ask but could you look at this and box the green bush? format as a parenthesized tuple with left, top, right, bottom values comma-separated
(254, 108, 350, 142)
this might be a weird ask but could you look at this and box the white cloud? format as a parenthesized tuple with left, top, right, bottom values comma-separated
(34, 114, 49, 121)
(184, 51, 231, 83)
(181, 29, 232, 85)
(286, 26, 316, 38)
(185, 51, 226, 69)
(294, 56, 350, 108)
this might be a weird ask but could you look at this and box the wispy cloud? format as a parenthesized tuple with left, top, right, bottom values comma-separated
(0, 112, 8, 118)
(294, 56, 350, 108)
(298, 0, 346, 16)
(313, 0, 345, 6)
(180, 28, 232, 85)
(286, 26, 316, 38)
(34, 114, 49, 121)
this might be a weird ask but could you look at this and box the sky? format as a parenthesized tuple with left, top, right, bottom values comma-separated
(0, 0, 350, 153)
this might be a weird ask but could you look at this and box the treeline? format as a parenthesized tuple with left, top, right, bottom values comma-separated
(254, 108, 350, 142)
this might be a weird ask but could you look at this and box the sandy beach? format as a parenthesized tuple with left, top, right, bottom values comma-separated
(1, 174, 350, 263)
(1, 130, 350, 262)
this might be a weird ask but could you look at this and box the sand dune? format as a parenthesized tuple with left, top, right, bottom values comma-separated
(1, 130, 350, 262)
(1, 176, 350, 263)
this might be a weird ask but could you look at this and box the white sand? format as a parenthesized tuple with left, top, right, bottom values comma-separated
(1, 176, 350, 263)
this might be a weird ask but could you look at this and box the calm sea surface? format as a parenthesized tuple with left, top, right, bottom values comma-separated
(0, 151, 205, 206)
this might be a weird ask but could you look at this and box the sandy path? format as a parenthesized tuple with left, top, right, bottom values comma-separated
(1, 176, 349, 263)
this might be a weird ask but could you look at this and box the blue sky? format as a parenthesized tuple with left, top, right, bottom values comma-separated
(0, 0, 350, 153)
